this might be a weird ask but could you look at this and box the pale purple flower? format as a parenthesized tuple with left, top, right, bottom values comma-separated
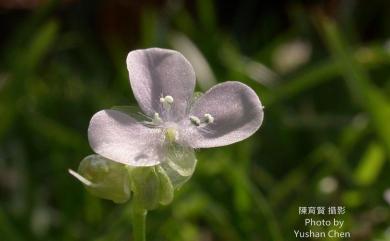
(88, 48, 264, 167)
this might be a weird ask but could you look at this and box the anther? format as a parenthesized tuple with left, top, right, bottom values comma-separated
(204, 113, 214, 124)
(164, 95, 174, 104)
(189, 115, 201, 126)
(153, 112, 162, 123)
(160, 95, 174, 111)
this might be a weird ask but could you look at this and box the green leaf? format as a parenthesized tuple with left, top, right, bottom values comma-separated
(354, 142, 385, 186)
(318, 16, 390, 156)
(23, 21, 58, 72)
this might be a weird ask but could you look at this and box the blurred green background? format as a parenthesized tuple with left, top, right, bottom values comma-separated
(1, 0, 390, 240)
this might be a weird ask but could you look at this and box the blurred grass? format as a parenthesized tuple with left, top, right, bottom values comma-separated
(0, 1, 390, 241)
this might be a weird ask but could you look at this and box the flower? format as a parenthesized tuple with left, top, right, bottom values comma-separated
(70, 48, 264, 206)
(88, 48, 264, 167)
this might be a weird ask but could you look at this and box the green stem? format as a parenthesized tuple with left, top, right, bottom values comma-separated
(131, 206, 147, 241)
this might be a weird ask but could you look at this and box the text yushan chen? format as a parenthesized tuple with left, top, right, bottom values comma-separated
(294, 206, 351, 239)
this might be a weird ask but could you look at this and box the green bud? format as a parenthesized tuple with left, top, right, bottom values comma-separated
(75, 155, 131, 204)
(130, 166, 174, 210)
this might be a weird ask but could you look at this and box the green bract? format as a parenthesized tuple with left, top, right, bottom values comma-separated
(73, 153, 196, 209)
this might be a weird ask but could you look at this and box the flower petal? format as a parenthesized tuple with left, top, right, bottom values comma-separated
(184, 81, 264, 148)
(127, 48, 196, 120)
(88, 109, 163, 166)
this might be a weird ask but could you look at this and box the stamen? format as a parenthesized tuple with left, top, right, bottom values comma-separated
(190, 115, 201, 126)
(153, 112, 162, 123)
(160, 95, 174, 111)
(164, 95, 174, 104)
(204, 113, 214, 124)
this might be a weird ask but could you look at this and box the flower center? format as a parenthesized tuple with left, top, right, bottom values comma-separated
(165, 127, 178, 143)
(150, 109, 179, 143)
(150, 94, 215, 141)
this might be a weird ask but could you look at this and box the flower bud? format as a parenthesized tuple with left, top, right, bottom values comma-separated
(130, 166, 174, 210)
(77, 155, 131, 204)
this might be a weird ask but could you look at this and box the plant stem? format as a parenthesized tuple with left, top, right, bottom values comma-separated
(131, 206, 147, 241)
